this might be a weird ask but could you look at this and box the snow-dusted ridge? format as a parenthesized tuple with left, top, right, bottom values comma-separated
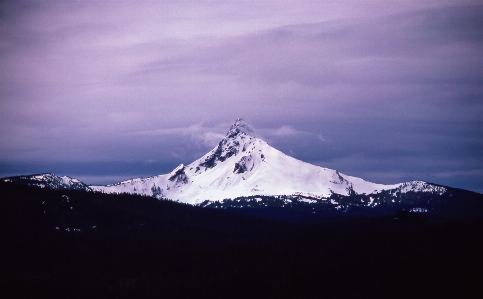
(90, 118, 446, 205)
(2, 173, 92, 192)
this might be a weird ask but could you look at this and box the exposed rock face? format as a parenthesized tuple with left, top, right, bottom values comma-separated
(234, 156, 249, 174)
(199, 118, 252, 170)
(168, 164, 188, 185)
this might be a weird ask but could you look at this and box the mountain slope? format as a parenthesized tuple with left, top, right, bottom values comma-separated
(91, 119, 446, 204)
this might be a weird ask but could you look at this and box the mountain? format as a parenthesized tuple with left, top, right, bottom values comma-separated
(90, 119, 447, 205)
(2, 173, 91, 192)
(2, 119, 481, 220)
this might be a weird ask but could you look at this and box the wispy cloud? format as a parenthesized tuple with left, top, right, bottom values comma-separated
(268, 125, 325, 142)
(135, 124, 225, 148)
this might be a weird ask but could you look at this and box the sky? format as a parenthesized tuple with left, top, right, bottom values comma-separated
(1, 0, 482, 193)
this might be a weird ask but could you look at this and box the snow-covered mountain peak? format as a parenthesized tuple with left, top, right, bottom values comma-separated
(195, 119, 261, 172)
(227, 118, 255, 138)
(89, 119, 450, 205)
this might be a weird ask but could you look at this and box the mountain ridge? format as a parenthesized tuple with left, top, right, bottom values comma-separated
(2, 173, 91, 192)
(2, 119, 477, 214)
(89, 119, 450, 205)
(90, 118, 410, 203)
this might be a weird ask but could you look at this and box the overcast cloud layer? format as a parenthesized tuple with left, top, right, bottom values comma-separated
(1, 1, 482, 193)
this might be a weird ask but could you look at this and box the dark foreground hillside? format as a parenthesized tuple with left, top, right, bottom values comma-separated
(1, 182, 482, 299)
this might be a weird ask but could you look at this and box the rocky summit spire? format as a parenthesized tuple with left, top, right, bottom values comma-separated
(226, 118, 255, 138)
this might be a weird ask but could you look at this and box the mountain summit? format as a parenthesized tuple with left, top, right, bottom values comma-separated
(227, 118, 255, 137)
(91, 119, 446, 205)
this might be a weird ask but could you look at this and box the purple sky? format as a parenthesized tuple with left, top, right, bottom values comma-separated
(1, 1, 482, 193)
